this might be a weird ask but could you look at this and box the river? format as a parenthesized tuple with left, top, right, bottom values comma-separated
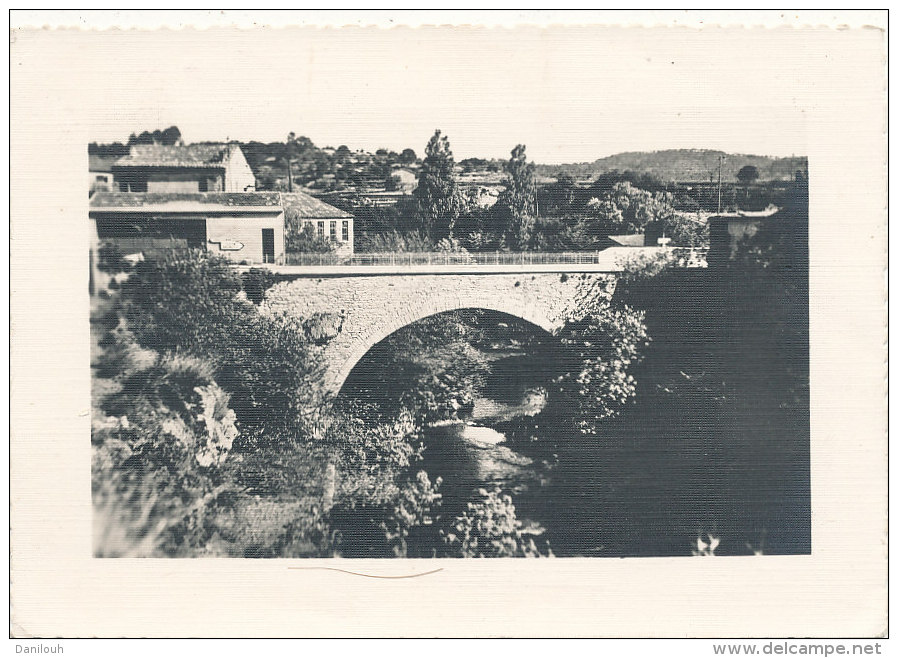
(415, 350, 562, 550)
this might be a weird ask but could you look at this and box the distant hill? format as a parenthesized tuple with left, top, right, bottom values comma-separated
(535, 149, 808, 183)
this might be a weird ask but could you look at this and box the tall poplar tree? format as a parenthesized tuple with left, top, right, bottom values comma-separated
(413, 130, 462, 243)
(498, 144, 537, 250)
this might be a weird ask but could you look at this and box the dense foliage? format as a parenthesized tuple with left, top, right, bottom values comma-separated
(115, 252, 325, 442)
(552, 304, 650, 433)
(413, 130, 464, 242)
(89, 125, 182, 159)
(286, 222, 339, 254)
(495, 145, 537, 250)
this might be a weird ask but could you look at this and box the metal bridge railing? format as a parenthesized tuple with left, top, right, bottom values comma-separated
(280, 248, 708, 268)
(283, 251, 607, 267)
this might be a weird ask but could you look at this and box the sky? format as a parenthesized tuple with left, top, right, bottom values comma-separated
(61, 23, 816, 164)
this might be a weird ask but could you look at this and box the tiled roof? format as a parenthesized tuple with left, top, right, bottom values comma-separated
(88, 191, 353, 219)
(279, 192, 353, 219)
(112, 143, 234, 169)
(89, 192, 283, 213)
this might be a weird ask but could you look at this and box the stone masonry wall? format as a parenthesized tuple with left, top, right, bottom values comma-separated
(260, 272, 618, 393)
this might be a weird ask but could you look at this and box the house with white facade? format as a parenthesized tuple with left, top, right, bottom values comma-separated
(89, 155, 117, 196)
(89, 190, 355, 265)
(281, 192, 355, 256)
(90, 192, 285, 264)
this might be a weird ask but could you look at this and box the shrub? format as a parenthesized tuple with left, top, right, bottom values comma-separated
(379, 471, 443, 557)
(97, 242, 134, 274)
(92, 471, 173, 558)
(357, 229, 433, 253)
(552, 303, 649, 433)
(328, 470, 442, 558)
(92, 350, 242, 557)
(240, 267, 278, 304)
(286, 222, 338, 253)
(115, 250, 324, 442)
(302, 312, 344, 345)
(434, 237, 467, 253)
(442, 487, 546, 557)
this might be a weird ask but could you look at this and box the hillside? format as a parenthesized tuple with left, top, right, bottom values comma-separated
(535, 149, 807, 183)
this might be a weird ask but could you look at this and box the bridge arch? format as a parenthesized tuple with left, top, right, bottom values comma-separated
(258, 271, 618, 397)
(330, 302, 557, 396)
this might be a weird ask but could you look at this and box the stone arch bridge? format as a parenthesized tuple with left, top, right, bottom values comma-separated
(258, 264, 621, 395)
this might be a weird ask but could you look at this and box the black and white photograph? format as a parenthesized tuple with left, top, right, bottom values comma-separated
(10, 10, 887, 639)
(86, 18, 811, 562)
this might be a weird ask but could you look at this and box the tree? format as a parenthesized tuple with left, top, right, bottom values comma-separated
(282, 133, 314, 191)
(160, 126, 182, 146)
(496, 144, 536, 250)
(543, 173, 576, 216)
(384, 174, 401, 192)
(585, 182, 680, 240)
(736, 165, 760, 184)
(399, 148, 417, 164)
(735, 165, 761, 210)
(413, 130, 463, 243)
(127, 126, 181, 146)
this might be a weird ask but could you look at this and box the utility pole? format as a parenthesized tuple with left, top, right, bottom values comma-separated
(717, 154, 726, 214)
(285, 133, 295, 192)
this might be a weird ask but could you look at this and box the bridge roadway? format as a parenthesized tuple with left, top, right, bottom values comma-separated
(248, 261, 623, 277)
(247, 248, 706, 394)
(241, 247, 704, 277)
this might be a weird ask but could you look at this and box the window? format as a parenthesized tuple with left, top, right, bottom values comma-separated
(342, 220, 349, 242)
(330, 221, 337, 240)
(317, 221, 324, 237)
(96, 175, 108, 183)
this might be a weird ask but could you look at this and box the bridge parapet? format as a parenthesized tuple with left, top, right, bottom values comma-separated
(251, 247, 706, 275)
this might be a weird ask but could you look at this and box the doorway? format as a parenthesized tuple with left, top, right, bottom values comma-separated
(262, 228, 275, 263)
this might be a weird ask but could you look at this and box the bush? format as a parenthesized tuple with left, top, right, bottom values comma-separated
(97, 242, 134, 274)
(302, 312, 344, 345)
(442, 487, 547, 557)
(92, 350, 241, 557)
(286, 222, 338, 253)
(328, 469, 442, 558)
(434, 237, 467, 253)
(240, 268, 278, 304)
(552, 303, 649, 433)
(665, 213, 710, 248)
(115, 250, 324, 442)
(357, 229, 433, 253)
